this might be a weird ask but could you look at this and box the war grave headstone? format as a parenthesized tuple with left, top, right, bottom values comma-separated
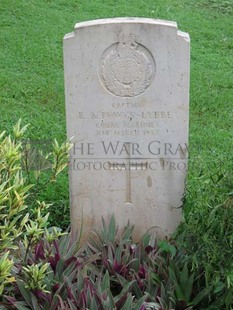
(63, 18, 190, 240)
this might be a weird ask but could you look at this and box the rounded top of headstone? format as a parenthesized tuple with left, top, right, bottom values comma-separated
(74, 17, 178, 30)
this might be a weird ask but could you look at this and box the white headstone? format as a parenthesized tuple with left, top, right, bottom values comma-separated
(63, 18, 190, 241)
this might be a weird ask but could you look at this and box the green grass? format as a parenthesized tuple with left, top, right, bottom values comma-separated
(1, 0, 233, 304)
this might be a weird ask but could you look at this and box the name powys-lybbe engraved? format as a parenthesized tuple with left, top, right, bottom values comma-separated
(100, 33, 155, 97)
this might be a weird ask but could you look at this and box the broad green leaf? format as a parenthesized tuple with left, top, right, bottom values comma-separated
(108, 215, 116, 243)
(16, 280, 33, 308)
(121, 294, 133, 310)
(14, 301, 31, 310)
(189, 285, 213, 306)
(102, 270, 110, 291)
(114, 280, 136, 304)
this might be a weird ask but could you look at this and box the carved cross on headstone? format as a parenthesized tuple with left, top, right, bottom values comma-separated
(108, 142, 148, 205)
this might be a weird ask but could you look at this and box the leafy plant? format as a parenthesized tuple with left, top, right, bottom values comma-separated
(1, 214, 231, 309)
(0, 121, 70, 298)
(0, 252, 14, 295)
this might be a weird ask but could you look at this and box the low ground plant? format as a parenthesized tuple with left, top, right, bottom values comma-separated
(1, 213, 232, 309)
(0, 121, 70, 302)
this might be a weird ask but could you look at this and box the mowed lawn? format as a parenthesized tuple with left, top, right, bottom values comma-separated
(1, 0, 233, 291)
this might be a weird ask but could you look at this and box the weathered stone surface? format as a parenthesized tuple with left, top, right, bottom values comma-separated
(63, 18, 190, 240)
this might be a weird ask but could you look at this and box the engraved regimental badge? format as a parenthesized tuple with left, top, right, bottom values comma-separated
(100, 33, 155, 97)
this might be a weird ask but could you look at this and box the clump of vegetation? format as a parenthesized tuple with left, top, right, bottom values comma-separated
(0, 121, 70, 302)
